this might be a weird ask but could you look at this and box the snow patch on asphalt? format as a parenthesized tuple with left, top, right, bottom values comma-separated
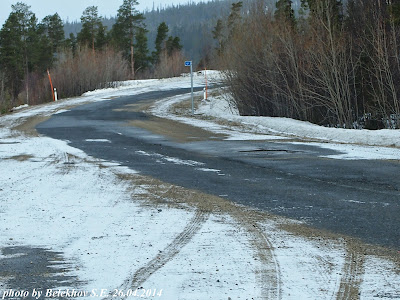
(298, 142, 400, 160)
(85, 139, 112, 143)
(135, 150, 204, 167)
(54, 109, 70, 114)
(195, 168, 221, 173)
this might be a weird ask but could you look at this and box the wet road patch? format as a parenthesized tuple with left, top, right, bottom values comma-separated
(0, 246, 83, 300)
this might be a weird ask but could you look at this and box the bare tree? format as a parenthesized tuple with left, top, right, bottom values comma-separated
(362, 1, 400, 128)
(153, 50, 186, 79)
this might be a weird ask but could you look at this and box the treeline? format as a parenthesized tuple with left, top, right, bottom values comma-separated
(216, 0, 400, 129)
(0, 1, 185, 113)
(63, 0, 283, 69)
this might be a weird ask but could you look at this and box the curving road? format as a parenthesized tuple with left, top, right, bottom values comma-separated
(36, 88, 400, 250)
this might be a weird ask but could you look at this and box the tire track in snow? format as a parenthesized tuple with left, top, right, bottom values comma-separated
(233, 216, 282, 300)
(104, 209, 209, 299)
(106, 173, 282, 300)
(336, 240, 365, 300)
(128, 210, 209, 289)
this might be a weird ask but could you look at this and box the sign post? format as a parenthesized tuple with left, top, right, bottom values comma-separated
(185, 61, 194, 115)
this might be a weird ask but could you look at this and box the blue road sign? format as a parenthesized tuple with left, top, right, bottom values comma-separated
(185, 61, 192, 66)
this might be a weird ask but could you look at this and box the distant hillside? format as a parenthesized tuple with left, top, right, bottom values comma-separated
(63, 0, 302, 65)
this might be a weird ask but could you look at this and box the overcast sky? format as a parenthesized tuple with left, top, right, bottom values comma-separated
(0, 0, 199, 25)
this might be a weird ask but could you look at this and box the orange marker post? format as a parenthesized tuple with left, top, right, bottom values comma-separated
(205, 67, 208, 100)
(47, 69, 55, 101)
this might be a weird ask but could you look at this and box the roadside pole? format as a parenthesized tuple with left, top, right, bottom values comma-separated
(185, 61, 194, 115)
(47, 69, 55, 101)
(205, 67, 208, 100)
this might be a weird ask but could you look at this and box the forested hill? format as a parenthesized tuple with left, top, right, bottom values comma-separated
(144, 0, 237, 64)
(63, 0, 239, 64)
(64, 0, 301, 65)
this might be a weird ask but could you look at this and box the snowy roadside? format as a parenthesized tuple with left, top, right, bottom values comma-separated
(150, 90, 400, 161)
(2, 74, 215, 131)
(0, 74, 399, 299)
(198, 93, 400, 147)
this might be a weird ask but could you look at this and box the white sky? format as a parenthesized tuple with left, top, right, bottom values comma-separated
(0, 0, 199, 25)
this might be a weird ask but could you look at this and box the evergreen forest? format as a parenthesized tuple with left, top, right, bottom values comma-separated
(1, 0, 400, 130)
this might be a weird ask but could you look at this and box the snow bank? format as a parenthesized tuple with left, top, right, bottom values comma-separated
(198, 94, 400, 148)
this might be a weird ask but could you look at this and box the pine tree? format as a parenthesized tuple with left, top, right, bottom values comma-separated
(95, 24, 110, 51)
(166, 36, 182, 56)
(389, 2, 400, 26)
(0, 12, 25, 99)
(65, 33, 77, 54)
(152, 22, 183, 63)
(134, 27, 150, 72)
(227, 1, 243, 38)
(40, 13, 64, 53)
(211, 2, 242, 57)
(111, 0, 145, 79)
(275, 0, 296, 28)
(77, 6, 102, 51)
(0, 2, 58, 104)
(0, 2, 38, 102)
(212, 19, 225, 56)
(153, 22, 169, 62)
(301, 0, 343, 27)
(27, 15, 52, 72)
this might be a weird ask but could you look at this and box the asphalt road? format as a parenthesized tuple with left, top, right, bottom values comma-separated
(36, 88, 400, 250)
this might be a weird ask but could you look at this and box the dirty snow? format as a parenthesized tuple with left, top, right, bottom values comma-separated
(198, 93, 400, 147)
(150, 86, 400, 160)
(0, 72, 399, 299)
(151, 93, 289, 142)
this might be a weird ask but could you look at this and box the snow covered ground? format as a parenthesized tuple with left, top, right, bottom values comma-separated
(0, 73, 399, 299)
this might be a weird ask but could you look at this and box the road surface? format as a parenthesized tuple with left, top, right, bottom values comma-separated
(36, 88, 400, 250)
